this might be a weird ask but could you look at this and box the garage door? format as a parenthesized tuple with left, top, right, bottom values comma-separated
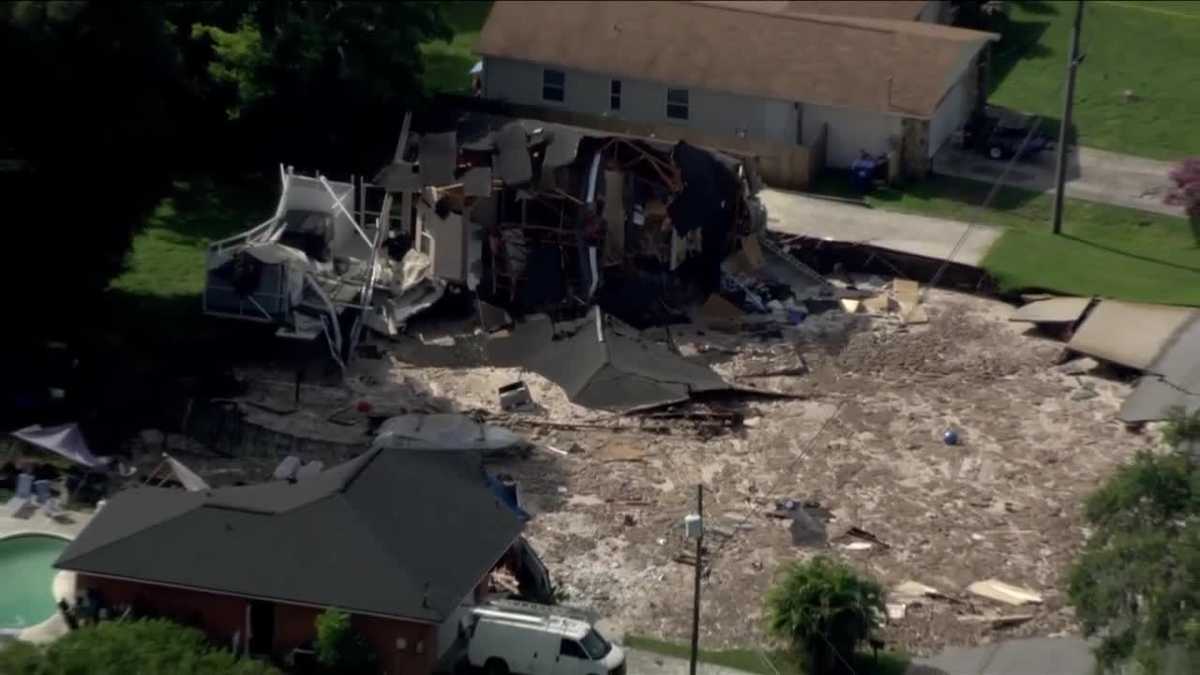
(928, 79, 968, 158)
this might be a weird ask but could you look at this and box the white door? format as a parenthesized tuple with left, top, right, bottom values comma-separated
(554, 638, 596, 675)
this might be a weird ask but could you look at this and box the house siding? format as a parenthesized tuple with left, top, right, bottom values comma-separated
(76, 575, 438, 675)
(801, 103, 904, 169)
(482, 57, 799, 146)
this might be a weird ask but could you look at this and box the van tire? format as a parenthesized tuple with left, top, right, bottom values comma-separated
(483, 658, 509, 675)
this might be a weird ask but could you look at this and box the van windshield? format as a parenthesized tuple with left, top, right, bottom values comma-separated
(580, 629, 612, 660)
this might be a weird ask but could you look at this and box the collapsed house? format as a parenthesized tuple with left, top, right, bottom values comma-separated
(378, 114, 767, 325)
(203, 164, 444, 367)
(203, 115, 769, 382)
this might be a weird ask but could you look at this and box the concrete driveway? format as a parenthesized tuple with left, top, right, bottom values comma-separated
(760, 188, 1002, 268)
(933, 144, 1185, 218)
(908, 637, 1095, 675)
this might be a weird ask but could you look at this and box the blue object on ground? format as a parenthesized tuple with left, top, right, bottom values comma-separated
(943, 429, 959, 446)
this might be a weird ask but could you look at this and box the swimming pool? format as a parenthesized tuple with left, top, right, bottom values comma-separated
(0, 534, 69, 631)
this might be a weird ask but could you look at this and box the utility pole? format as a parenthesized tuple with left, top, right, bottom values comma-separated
(689, 484, 704, 675)
(1052, 0, 1085, 234)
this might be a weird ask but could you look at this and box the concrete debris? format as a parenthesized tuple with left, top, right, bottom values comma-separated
(956, 613, 1035, 628)
(892, 581, 942, 601)
(967, 579, 1044, 606)
(886, 603, 908, 620)
(1056, 357, 1099, 376)
(1010, 297, 1091, 325)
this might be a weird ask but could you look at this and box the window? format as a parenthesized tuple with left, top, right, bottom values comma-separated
(580, 629, 613, 660)
(666, 88, 689, 120)
(610, 79, 622, 111)
(542, 69, 565, 102)
(560, 639, 589, 660)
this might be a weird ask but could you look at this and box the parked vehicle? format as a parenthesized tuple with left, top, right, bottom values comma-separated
(963, 109, 1055, 161)
(466, 606, 625, 675)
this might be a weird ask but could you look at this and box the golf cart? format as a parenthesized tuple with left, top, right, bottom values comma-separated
(963, 107, 1055, 161)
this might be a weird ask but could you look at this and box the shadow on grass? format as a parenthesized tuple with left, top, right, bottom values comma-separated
(145, 174, 276, 246)
(1061, 234, 1200, 273)
(810, 170, 1047, 213)
(988, 17, 1054, 93)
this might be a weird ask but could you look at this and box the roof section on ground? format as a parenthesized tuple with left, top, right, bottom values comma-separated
(55, 448, 523, 623)
(1067, 300, 1197, 372)
(476, 1, 996, 117)
(1009, 297, 1093, 324)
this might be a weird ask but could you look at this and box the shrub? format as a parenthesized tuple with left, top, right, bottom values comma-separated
(764, 556, 885, 675)
(0, 618, 279, 675)
(315, 608, 376, 675)
(1067, 410, 1200, 672)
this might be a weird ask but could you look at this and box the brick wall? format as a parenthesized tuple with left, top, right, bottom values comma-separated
(78, 575, 437, 674)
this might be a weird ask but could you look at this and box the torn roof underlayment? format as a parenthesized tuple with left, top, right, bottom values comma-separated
(476, 1, 997, 118)
(486, 308, 731, 411)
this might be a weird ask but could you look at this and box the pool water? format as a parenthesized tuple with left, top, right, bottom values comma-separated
(0, 534, 68, 630)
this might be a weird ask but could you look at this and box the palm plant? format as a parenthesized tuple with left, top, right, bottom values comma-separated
(764, 556, 885, 675)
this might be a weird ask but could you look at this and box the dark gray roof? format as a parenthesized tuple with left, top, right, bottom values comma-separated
(487, 309, 730, 411)
(56, 449, 522, 623)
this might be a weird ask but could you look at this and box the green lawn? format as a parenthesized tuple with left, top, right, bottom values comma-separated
(811, 171, 1200, 306)
(421, 1, 492, 94)
(102, 175, 274, 353)
(110, 177, 271, 300)
(989, 0, 1200, 159)
(625, 636, 908, 675)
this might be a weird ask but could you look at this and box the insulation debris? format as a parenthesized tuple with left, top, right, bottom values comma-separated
(966, 579, 1044, 606)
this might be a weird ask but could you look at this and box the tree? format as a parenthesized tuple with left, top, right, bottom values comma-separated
(764, 556, 885, 675)
(1067, 410, 1200, 673)
(189, 1, 451, 172)
(0, 1, 184, 323)
(1165, 157, 1200, 243)
(0, 618, 280, 675)
(315, 607, 376, 675)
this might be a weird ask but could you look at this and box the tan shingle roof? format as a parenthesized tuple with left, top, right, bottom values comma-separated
(703, 1, 932, 21)
(476, 1, 997, 118)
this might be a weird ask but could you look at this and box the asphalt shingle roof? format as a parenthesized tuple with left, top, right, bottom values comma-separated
(476, 1, 998, 118)
(55, 448, 523, 623)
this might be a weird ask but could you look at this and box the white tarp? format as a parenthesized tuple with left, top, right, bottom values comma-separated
(12, 423, 107, 468)
(165, 454, 210, 492)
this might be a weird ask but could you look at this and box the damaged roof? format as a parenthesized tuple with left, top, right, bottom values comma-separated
(487, 309, 730, 411)
(1118, 314, 1200, 422)
(56, 449, 523, 623)
(476, 1, 997, 118)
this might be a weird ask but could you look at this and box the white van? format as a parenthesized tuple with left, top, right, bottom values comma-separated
(466, 607, 626, 675)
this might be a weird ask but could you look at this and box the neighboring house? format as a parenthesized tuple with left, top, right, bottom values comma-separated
(54, 448, 531, 675)
(475, 1, 996, 186)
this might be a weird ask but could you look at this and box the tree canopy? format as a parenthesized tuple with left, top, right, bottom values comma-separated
(0, 0, 451, 326)
(1067, 410, 1200, 672)
(0, 619, 280, 675)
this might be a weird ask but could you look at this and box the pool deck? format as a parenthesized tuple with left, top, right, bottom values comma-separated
(1, 507, 93, 644)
